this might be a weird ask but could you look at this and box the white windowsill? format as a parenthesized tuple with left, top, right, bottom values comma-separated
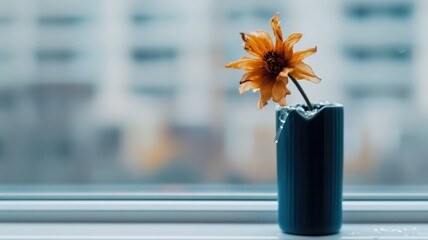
(0, 223, 427, 239)
(1, 200, 428, 239)
(1, 200, 428, 223)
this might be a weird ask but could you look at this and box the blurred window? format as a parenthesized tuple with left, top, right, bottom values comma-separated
(0, 0, 427, 197)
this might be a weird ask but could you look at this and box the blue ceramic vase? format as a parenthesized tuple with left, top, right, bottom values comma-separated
(276, 103, 344, 236)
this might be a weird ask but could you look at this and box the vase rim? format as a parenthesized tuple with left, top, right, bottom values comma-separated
(276, 101, 343, 112)
(276, 101, 343, 122)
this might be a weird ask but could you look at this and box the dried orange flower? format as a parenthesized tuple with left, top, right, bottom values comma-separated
(225, 13, 321, 110)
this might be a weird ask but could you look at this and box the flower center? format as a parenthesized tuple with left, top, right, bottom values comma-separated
(263, 51, 287, 78)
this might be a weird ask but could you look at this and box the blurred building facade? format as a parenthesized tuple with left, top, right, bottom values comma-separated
(0, 0, 427, 185)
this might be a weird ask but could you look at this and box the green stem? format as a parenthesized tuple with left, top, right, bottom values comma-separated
(289, 74, 313, 111)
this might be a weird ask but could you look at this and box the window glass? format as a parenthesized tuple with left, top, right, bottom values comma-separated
(0, 0, 427, 192)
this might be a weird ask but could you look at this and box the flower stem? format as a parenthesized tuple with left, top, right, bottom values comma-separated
(289, 75, 313, 111)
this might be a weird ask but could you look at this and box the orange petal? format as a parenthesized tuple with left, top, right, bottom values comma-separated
(239, 73, 264, 94)
(246, 68, 270, 76)
(289, 46, 317, 64)
(276, 67, 293, 83)
(272, 80, 287, 102)
(248, 30, 274, 52)
(239, 81, 257, 95)
(270, 13, 283, 51)
(225, 57, 264, 71)
(242, 43, 263, 57)
(258, 80, 274, 110)
(292, 61, 321, 84)
(241, 32, 269, 57)
(283, 33, 302, 60)
(240, 33, 264, 57)
(240, 72, 266, 84)
(258, 100, 267, 110)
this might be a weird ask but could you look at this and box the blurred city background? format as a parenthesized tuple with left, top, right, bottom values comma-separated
(0, 0, 427, 187)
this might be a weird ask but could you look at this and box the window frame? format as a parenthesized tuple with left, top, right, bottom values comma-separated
(1, 193, 428, 223)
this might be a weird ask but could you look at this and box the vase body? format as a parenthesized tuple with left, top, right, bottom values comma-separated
(276, 104, 344, 236)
